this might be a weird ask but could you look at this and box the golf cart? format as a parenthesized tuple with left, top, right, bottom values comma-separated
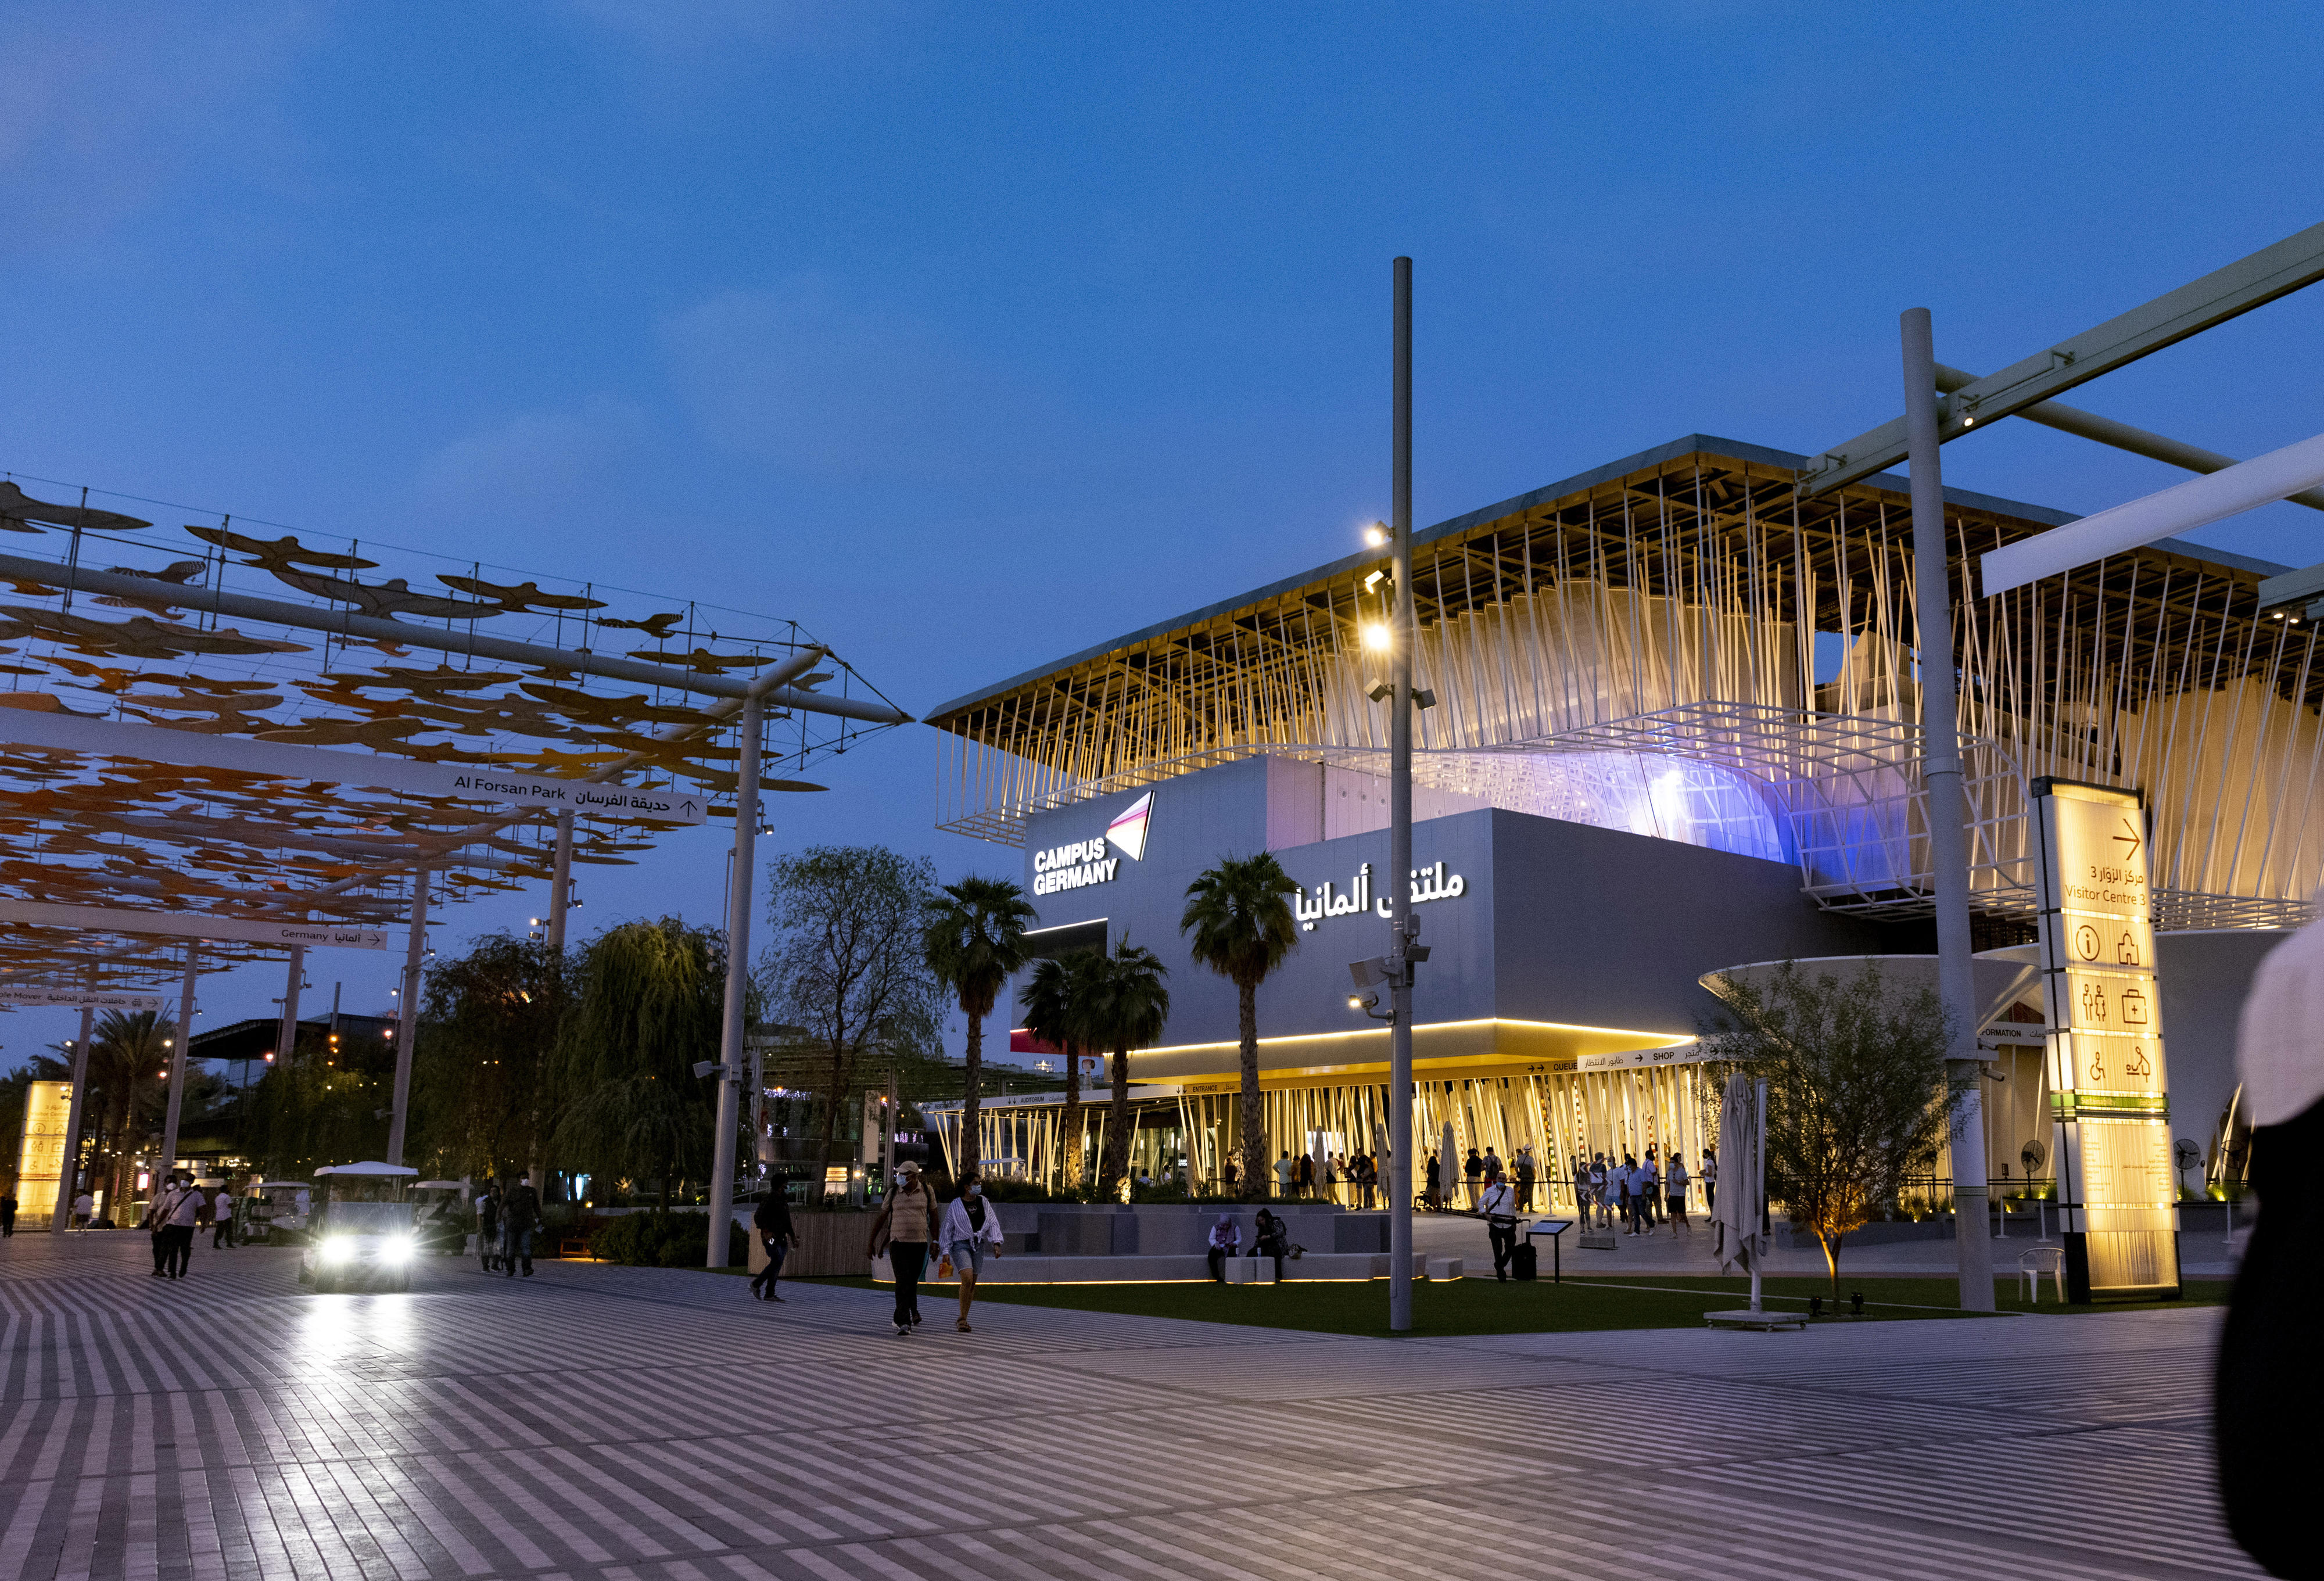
(296, 1161, 420, 1293)
(411, 1180, 473, 1256)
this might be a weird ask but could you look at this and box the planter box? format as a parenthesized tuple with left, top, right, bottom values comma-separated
(751, 1211, 873, 1278)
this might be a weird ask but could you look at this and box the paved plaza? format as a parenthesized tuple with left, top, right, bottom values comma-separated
(0, 1233, 2254, 1581)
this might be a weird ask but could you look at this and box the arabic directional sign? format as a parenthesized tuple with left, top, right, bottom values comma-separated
(0, 987, 166, 1012)
(0, 709, 705, 823)
(2034, 778, 2180, 1302)
(0, 901, 389, 950)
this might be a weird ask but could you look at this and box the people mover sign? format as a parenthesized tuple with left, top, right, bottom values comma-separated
(1032, 793, 1152, 895)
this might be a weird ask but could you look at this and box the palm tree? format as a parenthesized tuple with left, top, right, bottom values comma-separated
(88, 1010, 172, 1220)
(1085, 937, 1170, 1199)
(1017, 948, 1104, 1192)
(923, 876, 1036, 1181)
(1181, 852, 1301, 1198)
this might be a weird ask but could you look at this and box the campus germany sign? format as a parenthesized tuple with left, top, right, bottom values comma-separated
(2035, 777, 2180, 1301)
(0, 901, 389, 950)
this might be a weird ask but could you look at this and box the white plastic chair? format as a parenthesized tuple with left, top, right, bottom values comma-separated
(2018, 1245, 2065, 1304)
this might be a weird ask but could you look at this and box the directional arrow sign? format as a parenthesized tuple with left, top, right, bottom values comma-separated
(2113, 818, 2143, 860)
(0, 709, 705, 823)
(0, 901, 389, 949)
(0, 987, 166, 1012)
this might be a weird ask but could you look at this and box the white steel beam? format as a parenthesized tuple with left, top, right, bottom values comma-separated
(1799, 220, 2324, 498)
(0, 899, 389, 949)
(1981, 428, 2324, 596)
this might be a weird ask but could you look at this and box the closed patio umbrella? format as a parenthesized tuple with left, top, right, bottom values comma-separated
(1711, 1073, 1764, 1309)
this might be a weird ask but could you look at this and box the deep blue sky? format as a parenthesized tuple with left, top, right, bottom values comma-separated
(5, 2, 2323, 1067)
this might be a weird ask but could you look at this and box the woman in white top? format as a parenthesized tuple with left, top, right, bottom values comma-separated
(939, 1173, 1006, 1332)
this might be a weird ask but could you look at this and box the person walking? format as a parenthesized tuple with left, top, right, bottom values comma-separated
(1615, 1155, 1637, 1235)
(211, 1181, 237, 1248)
(1222, 1157, 1238, 1193)
(478, 1181, 503, 1272)
(1207, 1213, 1240, 1282)
(1700, 1147, 1718, 1215)
(939, 1173, 1006, 1332)
(1665, 1152, 1692, 1234)
(1636, 1153, 1661, 1234)
(1422, 1152, 1441, 1211)
(71, 1189, 94, 1231)
(749, 1186, 799, 1301)
(501, 1176, 541, 1277)
(1462, 1148, 1484, 1207)
(1587, 1155, 1609, 1228)
(867, 1160, 938, 1336)
(1480, 1170, 1520, 1281)
(162, 1173, 202, 1277)
(142, 1174, 178, 1277)
(1294, 1152, 1314, 1200)
(1515, 1148, 1536, 1212)
(1274, 1152, 1296, 1199)
(1482, 1146, 1504, 1194)
(0, 1187, 15, 1236)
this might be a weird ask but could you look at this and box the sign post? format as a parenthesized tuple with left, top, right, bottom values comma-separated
(2034, 778, 2180, 1302)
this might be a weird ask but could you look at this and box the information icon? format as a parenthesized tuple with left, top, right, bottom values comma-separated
(2074, 924, 2100, 960)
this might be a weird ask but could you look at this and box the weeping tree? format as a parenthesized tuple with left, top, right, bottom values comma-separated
(1087, 937, 1171, 1199)
(923, 877, 1035, 1180)
(1180, 852, 1300, 1198)
(760, 846, 944, 1179)
(1698, 960, 1971, 1297)
(1018, 947, 1105, 1191)
(551, 918, 725, 1216)
(415, 934, 574, 1187)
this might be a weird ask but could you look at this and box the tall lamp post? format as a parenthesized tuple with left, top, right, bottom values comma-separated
(1386, 256, 1418, 1332)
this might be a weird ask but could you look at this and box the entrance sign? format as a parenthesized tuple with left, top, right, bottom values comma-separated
(0, 708, 704, 822)
(0, 901, 389, 951)
(0, 987, 164, 1012)
(15, 1080, 70, 1224)
(2034, 779, 2179, 1300)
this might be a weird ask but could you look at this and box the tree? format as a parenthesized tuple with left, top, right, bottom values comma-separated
(1085, 937, 1170, 1199)
(414, 934, 573, 1185)
(551, 918, 725, 1216)
(1697, 960, 1970, 1297)
(923, 876, 1035, 1180)
(761, 845, 944, 1182)
(86, 1011, 172, 1218)
(1179, 852, 1301, 1198)
(1017, 947, 1104, 1191)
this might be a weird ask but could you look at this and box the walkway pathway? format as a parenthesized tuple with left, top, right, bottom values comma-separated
(0, 1232, 2254, 1580)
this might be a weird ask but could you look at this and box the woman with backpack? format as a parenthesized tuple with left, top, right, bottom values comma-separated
(939, 1172, 1006, 1332)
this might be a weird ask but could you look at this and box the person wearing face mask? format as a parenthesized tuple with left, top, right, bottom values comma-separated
(939, 1173, 1006, 1332)
(867, 1160, 938, 1336)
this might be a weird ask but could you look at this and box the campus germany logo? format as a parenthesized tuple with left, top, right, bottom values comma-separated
(1106, 792, 1152, 861)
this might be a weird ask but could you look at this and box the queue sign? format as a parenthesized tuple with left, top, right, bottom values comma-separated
(2035, 778, 2180, 1302)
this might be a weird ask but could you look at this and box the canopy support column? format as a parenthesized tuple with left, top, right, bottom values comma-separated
(51, 969, 96, 1234)
(160, 946, 199, 1177)
(386, 872, 427, 1167)
(548, 811, 573, 955)
(708, 693, 763, 1267)
(1902, 306, 1995, 1313)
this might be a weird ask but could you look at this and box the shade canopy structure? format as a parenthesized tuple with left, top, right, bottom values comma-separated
(313, 1161, 419, 1178)
(0, 474, 907, 995)
(1700, 953, 2043, 1039)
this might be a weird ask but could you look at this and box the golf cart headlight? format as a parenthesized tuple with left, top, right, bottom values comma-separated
(381, 1237, 414, 1263)
(321, 1237, 354, 1264)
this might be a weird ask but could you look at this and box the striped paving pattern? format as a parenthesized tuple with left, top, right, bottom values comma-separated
(0, 1232, 2254, 1580)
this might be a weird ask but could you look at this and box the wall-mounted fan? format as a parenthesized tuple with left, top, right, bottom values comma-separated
(2021, 1138, 2048, 1176)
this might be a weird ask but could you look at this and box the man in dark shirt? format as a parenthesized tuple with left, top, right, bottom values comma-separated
(749, 1187, 799, 1301)
(502, 1178, 542, 1277)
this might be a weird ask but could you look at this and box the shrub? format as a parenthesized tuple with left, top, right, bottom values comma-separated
(588, 1211, 747, 1266)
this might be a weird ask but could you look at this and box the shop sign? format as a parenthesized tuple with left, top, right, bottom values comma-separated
(2036, 779, 2179, 1301)
(1031, 793, 1152, 896)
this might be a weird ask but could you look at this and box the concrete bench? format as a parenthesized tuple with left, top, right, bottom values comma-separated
(1425, 1256, 1464, 1281)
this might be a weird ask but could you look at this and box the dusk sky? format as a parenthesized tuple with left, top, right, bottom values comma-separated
(6, 2, 2324, 1064)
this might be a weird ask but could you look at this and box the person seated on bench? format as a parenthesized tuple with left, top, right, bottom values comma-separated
(1207, 1214, 1240, 1281)
(1252, 1209, 1289, 1282)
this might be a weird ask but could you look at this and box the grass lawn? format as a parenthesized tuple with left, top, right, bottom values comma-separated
(783, 1271, 2229, 1338)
